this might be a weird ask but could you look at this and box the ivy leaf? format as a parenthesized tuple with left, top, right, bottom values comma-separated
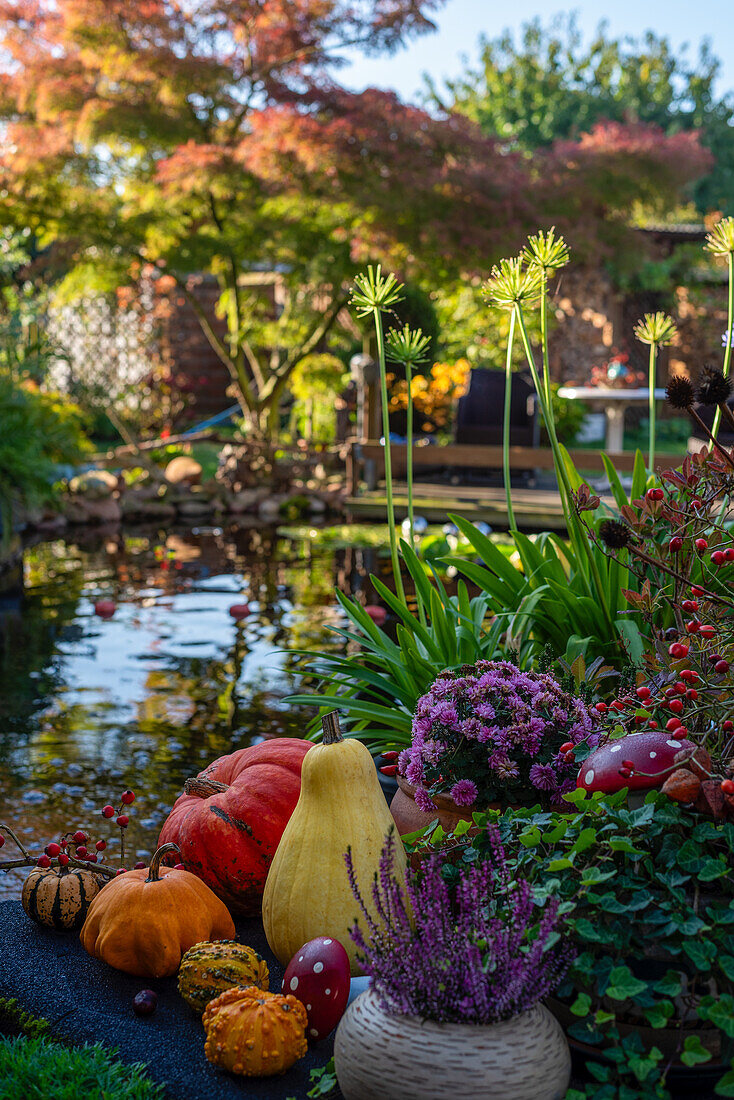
(720, 956, 734, 982)
(701, 996, 734, 1038)
(571, 992, 592, 1017)
(699, 858, 729, 881)
(681, 1036, 713, 1066)
(683, 939, 717, 971)
(654, 970, 682, 997)
(580, 866, 617, 886)
(307, 1059, 338, 1097)
(571, 827, 597, 854)
(676, 840, 703, 872)
(644, 1002, 674, 1028)
(609, 837, 646, 856)
(453, 818, 472, 837)
(605, 966, 648, 1001)
(715, 1069, 734, 1096)
(548, 856, 575, 871)
(518, 826, 542, 848)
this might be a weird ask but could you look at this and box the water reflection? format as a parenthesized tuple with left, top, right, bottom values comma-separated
(0, 525, 376, 898)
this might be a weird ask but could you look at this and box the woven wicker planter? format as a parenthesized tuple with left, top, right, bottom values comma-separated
(334, 988, 571, 1100)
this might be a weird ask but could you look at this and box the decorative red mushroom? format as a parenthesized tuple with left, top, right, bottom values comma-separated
(282, 936, 351, 1041)
(577, 730, 696, 794)
(94, 599, 116, 619)
(364, 605, 387, 626)
(228, 603, 250, 620)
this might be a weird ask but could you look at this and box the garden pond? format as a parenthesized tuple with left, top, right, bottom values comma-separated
(0, 523, 400, 900)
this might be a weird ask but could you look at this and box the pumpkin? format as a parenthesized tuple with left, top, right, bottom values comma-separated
(262, 713, 408, 975)
(178, 940, 269, 1014)
(158, 738, 311, 915)
(203, 986, 308, 1077)
(22, 865, 101, 931)
(80, 842, 235, 977)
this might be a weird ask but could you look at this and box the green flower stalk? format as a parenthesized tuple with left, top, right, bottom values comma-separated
(352, 266, 405, 601)
(483, 258, 542, 530)
(634, 311, 677, 473)
(523, 227, 571, 411)
(705, 216, 734, 438)
(386, 323, 431, 549)
(488, 239, 615, 639)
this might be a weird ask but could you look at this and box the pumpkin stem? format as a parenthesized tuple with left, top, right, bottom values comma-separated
(321, 711, 343, 744)
(146, 842, 181, 882)
(184, 777, 230, 798)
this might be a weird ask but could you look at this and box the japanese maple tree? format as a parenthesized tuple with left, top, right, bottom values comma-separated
(0, 1, 713, 437)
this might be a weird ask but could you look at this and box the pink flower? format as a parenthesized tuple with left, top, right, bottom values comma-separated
(414, 787, 436, 814)
(450, 779, 478, 807)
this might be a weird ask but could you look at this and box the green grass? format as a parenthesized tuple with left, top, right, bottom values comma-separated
(0, 1036, 164, 1100)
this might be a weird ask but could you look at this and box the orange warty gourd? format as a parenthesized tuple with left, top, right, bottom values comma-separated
(178, 940, 269, 1014)
(203, 986, 308, 1077)
(79, 842, 235, 977)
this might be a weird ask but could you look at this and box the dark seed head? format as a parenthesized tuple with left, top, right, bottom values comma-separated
(696, 366, 732, 407)
(666, 375, 695, 410)
(599, 519, 634, 549)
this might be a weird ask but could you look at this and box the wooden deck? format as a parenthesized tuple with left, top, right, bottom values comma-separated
(345, 483, 603, 530)
(344, 440, 687, 530)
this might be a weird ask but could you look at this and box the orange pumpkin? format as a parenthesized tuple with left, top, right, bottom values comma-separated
(80, 842, 234, 977)
(203, 986, 308, 1077)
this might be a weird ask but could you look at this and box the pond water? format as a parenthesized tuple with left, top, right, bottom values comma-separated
(0, 524, 390, 899)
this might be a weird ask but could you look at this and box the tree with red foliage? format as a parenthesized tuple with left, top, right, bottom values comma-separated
(0, 1, 712, 436)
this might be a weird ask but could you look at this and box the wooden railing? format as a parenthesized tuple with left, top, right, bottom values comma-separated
(346, 441, 688, 495)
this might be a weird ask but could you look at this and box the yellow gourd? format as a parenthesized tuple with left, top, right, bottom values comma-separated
(262, 712, 407, 975)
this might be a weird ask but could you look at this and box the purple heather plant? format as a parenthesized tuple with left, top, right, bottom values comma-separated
(399, 659, 597, 811)
(345, 827, 573, 1025)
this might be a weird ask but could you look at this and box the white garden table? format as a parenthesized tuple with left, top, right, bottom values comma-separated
(557, 386, 667, 452)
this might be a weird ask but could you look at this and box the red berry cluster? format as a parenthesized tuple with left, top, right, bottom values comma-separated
(35, 790, 137, 872)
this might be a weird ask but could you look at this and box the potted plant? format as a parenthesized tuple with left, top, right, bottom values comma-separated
(438, 789, 734, 1097)
(334, 829, 572, 1100)
(390, 659, 598, 834)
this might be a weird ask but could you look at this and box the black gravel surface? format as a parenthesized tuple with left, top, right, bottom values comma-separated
(0, 900, 343, 1100)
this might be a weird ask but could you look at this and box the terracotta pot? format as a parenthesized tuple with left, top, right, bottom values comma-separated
(334, 988, 571, 1100)
(389, 776, 476, 836)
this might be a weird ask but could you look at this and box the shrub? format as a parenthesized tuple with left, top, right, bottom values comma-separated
(436, 790, 734, 1099)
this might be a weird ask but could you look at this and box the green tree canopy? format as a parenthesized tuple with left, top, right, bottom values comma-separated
(433, 14, 734, 215)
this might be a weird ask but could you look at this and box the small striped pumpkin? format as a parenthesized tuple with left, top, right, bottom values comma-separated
(178, 940, 269, 1014)
(22, 866, 101, 931)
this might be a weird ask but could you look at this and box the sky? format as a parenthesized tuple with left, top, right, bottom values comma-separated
(342, 0, 734, 104)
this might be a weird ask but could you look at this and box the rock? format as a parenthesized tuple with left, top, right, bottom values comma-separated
(176, 498, 219, 520)
(227, 489, 266, 513)
(121, 497, 177, 522)
(85, 498, 122, 524)
(22, 790, 46, 804)
(63, 497, 122, 525)
(164, 456, 202, 486)
(69, 470, 119, 499)
(258, 497, 284, 523)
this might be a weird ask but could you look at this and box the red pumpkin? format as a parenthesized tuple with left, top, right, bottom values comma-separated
(282, 937, 351, 1041)
(159, 739, 311, 915)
